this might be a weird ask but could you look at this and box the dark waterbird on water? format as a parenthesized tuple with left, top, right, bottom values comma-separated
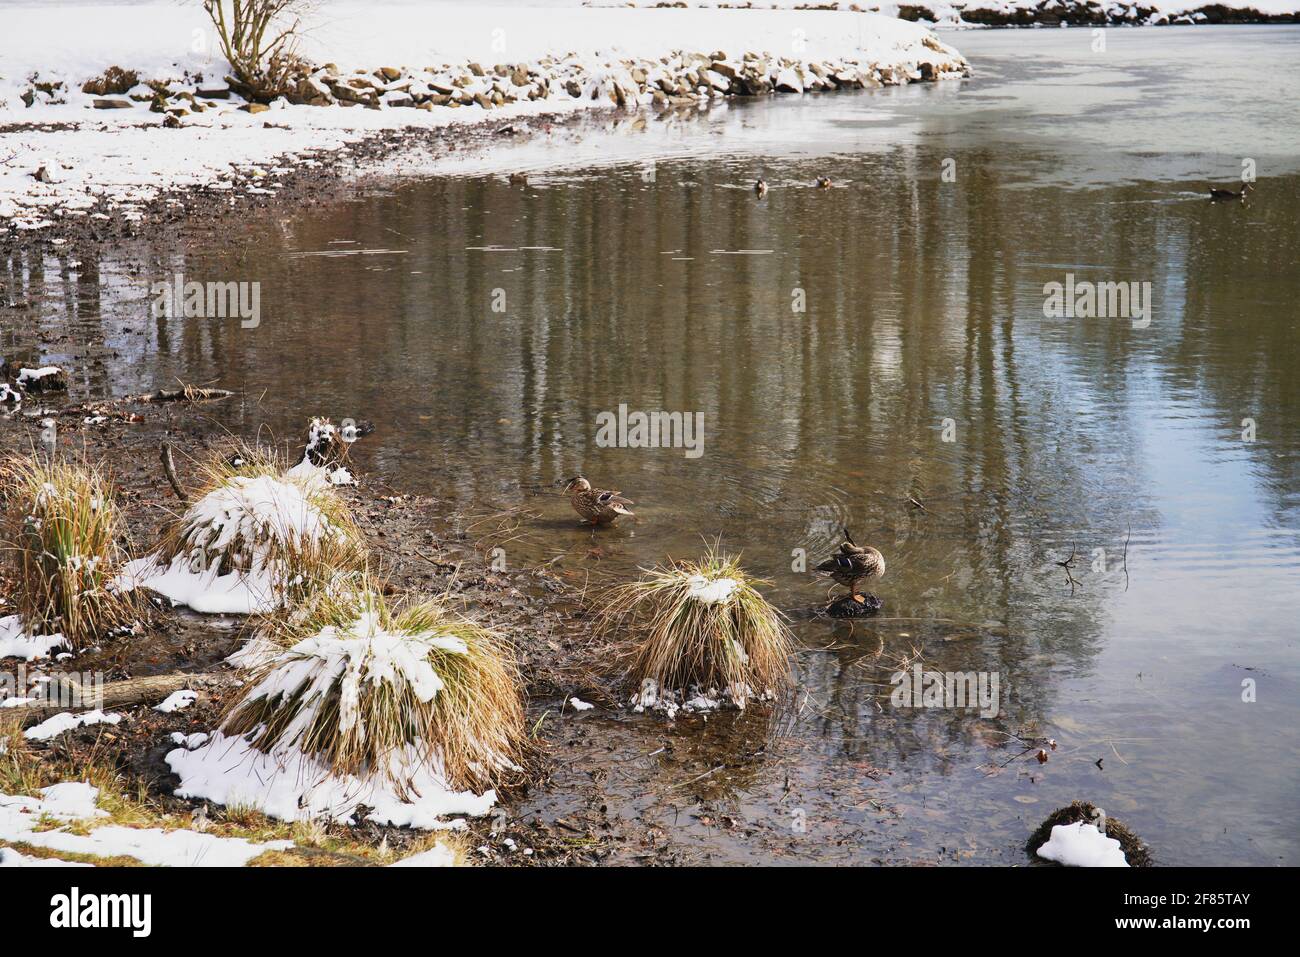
(754, 177, 767, 198)
(814, 176, 832, 189)
(816, 528, 885, 603)
(1209, 182, 1253, 201)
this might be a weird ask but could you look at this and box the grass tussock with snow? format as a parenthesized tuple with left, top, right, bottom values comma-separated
(128, 443, 365, 613)
(597, 547, 793, 708)
(0, 456, 138, 650)
(224, 583, 526, 796)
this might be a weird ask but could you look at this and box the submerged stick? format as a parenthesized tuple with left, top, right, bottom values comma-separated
(159, 441, 188, 504)
(128, 386, 235, 403)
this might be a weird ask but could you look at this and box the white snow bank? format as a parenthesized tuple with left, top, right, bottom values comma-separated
(1036, 821, 1130, 867)
(594, 0, 1300, 19)
(0, 2, 958, 85)
(1, 2, 965, 230)
(0, 614, 69, 661)
(167, 732, 497, 829)
(0, 782, 291, 866)
(24, 709, 122, 741)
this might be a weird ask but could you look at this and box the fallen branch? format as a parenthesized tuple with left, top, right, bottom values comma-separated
(7, 671, 226, 725)
(126, 386, 235, 403)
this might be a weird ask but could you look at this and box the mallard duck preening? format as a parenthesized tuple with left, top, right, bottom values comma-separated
(816, 528, 885, 601)
(754, 177, 768, 198)
(815, 176, 832, 189)
(1209, 182, 1252, 201)
(563, 476, 634, 526)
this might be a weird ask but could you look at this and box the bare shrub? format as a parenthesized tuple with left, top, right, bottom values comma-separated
(202, 1, 312, 99)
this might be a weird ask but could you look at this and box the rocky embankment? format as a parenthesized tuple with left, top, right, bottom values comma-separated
(2, 6, 968, 236)
(17, 40, 967, 124)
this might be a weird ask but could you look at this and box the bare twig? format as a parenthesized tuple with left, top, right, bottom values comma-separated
(1122, 522, 1131, 592)
(160, 441, 188, 505)
(1054, 542, 1082, 594)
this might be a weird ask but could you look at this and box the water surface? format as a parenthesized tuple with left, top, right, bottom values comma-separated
(6, 25, 1299, 864)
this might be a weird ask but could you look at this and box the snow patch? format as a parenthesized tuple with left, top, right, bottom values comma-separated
(685, 574, 739, 605)
(389, 844, 458, 867)
(154, 690, 197, 713)
(0, 614, 69, 661)
(166, 732, 497, 830)
(0, 782, 291, 867)
(1036, 822, 1130, 867)
(24, 709, 122, 742)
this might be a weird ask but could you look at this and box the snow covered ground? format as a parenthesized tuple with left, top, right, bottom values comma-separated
(0, 1, 966, 233)
(0, 782, 292, 866)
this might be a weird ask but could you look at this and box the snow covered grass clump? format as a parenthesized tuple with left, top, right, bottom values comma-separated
(226, 586, 525, 793)
(119, 445, 364, 614)
(1028, 801, 1151, 867)
(0, 456, 138, 654)
(598, 548, 792, 710)
(169, 585, 525, 827)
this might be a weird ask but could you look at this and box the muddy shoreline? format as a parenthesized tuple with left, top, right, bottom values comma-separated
(0, 395, 674, 864)
(2, 107, 678, 856)
(1, 111, 577, 261)
(2, 98, 800, 863)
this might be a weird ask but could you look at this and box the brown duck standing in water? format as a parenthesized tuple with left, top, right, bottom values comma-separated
(564, 476, 635, 526)
(817, 528, 885, 602)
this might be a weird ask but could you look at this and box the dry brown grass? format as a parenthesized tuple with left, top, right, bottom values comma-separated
(0, 455, 139, 649)
(596, 547, 793, 707)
